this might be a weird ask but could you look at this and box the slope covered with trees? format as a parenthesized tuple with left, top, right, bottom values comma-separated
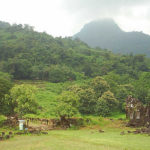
(0, 21, 150, 117)
(0, 21, 150, 81)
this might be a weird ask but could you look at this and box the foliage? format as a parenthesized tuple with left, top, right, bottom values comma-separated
(0, 115, 7, 126)
(56, 91, 80, 118)
(115, 84, 135, 111)
(5, 84, 39, 117)
(0, 21, 150, 116)
(91, 76, 110, 98)
(0, 21, 150, 84)
(77, 88, 96, 114)
(96, 91, 118, 116)
(0, 72, 13, 114)
(145, 90, 150, 104)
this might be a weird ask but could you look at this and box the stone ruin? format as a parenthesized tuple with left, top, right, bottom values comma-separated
(126, 96, 150, 127)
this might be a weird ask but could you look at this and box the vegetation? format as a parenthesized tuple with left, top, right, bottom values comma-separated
(56, 91, 79, 119)
(0, 72, 13, 114)
(0, 20, 150, 150)
(0, 20, 150, 117)
(96, 91, 118, 116)
(4, 84, 39, 117)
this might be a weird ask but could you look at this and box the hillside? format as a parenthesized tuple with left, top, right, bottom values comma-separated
(1, 21, 150, 117)
(0, 21, 150, 82)
(74, 19, 150, 56)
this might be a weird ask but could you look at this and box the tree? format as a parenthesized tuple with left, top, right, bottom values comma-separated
(56, 91, 79, 119)
(68, 85, 97, 114)
(133, 72, 150, 103)
(91, 76, 110, 98)
(5, 58, 32, 79)
(77, 88, 96, 114)
(96, 91, 118, 116)
(145, 90, 150, 104)
(115, 84, 135, 111)
(6, 84, 39, 117)
(95, 98, 110, 117)
(0, 72, 13, 114)
(41, 65, 76, 82)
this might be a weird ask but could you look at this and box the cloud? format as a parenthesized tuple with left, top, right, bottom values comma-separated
(62, 1, 149, 19)
(0, 0, 150, 36)
(62, 0, 150, 13)
(60, 0, 150, 35)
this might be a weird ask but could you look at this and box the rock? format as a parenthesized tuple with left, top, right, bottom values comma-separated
(91, 131, 94, 134)
(5, 135, 10, 139)
(15, 132, 24, 135)
(127, 131, 131, 133)
(133, 131, 139, 134)
(99, 129, 104, 133)
(0, 136, 4, 141)
(41, 132, 48, 134)
(9, 132, 13, 135)
(120, 131, 125, 135)
(1, 132, 5, 136)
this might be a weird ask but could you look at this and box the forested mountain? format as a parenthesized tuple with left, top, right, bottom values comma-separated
(0, 21, 149, 83)
(74, 19, 150, 56)
(1, 20, 150, 116)
(0, 20, 150, 83)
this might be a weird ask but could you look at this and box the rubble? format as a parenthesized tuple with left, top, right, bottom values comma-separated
(126, 96, 150, 127)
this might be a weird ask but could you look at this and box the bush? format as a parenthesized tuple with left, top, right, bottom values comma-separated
(56, 91, 80, 118)
(0, 115, 7, 126)
(5, 84, 39, 117)
(96, 91, 118, 116)
(91, 76, 110, 98)
(0, 72, 13, 114)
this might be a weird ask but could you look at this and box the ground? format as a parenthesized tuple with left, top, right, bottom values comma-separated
(0, 129, 150, 150)
(0, 81, 149, 150)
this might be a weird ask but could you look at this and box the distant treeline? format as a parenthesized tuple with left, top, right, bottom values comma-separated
(0, 21, 149, 82)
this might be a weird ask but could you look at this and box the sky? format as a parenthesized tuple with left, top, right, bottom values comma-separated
(0, 0, 150, 37)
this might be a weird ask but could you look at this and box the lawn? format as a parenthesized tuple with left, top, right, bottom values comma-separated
(0, 129, 150, 150)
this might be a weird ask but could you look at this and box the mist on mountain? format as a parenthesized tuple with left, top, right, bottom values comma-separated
(74, 19, 150, 56)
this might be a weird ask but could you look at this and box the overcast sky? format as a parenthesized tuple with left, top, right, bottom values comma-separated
(0, 0, 150, 37)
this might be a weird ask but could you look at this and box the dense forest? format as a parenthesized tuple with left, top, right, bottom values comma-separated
(0, 21, 150, 117)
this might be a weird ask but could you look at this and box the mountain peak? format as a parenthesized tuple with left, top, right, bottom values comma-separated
(81, 18, 122, 34)
(74, 18, 150, 55)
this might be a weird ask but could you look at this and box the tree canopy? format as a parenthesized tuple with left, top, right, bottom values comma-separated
(5, 84, 39, 117)
(0, 21, 150, 117)
(0, 21, 149, 84)
(0, 72, 13, 114)
(56, 91, 80, 118)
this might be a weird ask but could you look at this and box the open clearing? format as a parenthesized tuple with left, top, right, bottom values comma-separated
(0, 129, 150, 150)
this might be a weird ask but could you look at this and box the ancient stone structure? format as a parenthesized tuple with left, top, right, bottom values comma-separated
(126, 96, 150, 127)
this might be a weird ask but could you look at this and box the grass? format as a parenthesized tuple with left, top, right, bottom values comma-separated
(4, 80, 148, 149)
(0, 129, 150, 150)
(15, 79, 90, 117)
(109, 112, 126, 120)
(0, 119, 149, 150)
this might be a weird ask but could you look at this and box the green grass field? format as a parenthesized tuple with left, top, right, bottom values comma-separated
(0, 129, 150, 150)
(1, 81, 150, 150)
(16, 80, 90, 117)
